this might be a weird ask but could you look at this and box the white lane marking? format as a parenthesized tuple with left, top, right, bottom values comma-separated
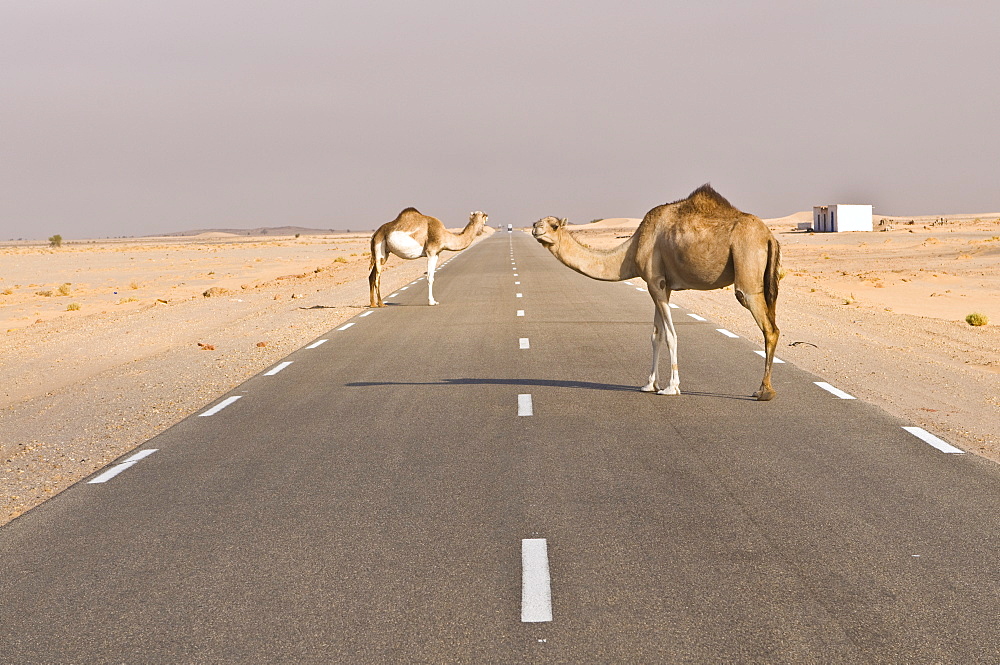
(687, 313, 707, 321)
(519, 338, 530, 349)
(359, 311, 373, 317)
(199, 395, 242, 417)
(624, 281, 634, 285)
(514, 273, 519, 276)
(518, 394, 533, 416)
(400, 286, 409, 291)
(386, 293, 398, 298)
(814, 381, 855, 399)
(754, 350, 785, 363)
(668, 303, 679, 309)
(521, 538, 553, 623)
(338, 322, 356, 331)
(88, 449, 159, 484)
(516, 293, 523, 298)
(517, 310, 525, 317)
(716, 329, 739, 338)
(264, 361, 293, 376)
(636, 287, 647, 292)
(306, 339, 328, 349)
(903, 426, 965, 454)
(515, 281, 521, 285)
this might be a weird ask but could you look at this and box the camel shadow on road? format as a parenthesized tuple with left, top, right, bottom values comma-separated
(346, 377, 754, 400)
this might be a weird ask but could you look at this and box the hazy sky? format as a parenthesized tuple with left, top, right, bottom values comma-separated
(3, 1, 998, 239)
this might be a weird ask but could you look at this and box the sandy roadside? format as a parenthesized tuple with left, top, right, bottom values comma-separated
(1, 230, 493, 526)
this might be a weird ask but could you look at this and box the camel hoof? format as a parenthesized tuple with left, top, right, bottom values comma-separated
(754, 388, 777, 401)
(656, 386, 681, 396)
(640, 383, 658, 393)
(428, 300, 440, 306)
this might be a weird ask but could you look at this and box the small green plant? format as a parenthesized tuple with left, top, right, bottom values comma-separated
(57, 283, 72, 296)
(36, 290, 54, 297)
(333, 256, 348, 263)
(66, 302, 81, 311)
(965, 312, 989, 327)
(48, 234, 63, 248)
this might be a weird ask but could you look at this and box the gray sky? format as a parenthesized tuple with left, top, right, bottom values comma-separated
(3, 1, 998, 239)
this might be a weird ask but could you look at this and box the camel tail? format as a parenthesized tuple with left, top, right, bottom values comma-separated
(764, 236, 781, 318)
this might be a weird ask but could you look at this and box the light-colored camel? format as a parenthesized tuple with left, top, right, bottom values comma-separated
(532, 185, 781, 400)
(369, 208, 488, 307)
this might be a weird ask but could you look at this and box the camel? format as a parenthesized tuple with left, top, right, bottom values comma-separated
(369, 208, 488, 307)
(532, 185, 781, 400)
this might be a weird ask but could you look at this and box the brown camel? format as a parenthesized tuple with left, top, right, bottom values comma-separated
(532, 185, 781, 400)
(369, 208, 487, 307)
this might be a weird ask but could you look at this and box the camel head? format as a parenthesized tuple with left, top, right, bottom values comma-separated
(470, 210, 488, 234)
(532, 216, 567, 247)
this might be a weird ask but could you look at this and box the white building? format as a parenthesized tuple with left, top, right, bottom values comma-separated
(812, 204, 873, 232)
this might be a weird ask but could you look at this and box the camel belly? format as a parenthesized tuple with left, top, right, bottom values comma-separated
(387, 231, 426, 259)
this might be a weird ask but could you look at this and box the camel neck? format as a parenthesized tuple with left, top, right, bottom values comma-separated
(442, 220, 481, 251)
(551, 230, 640, 281)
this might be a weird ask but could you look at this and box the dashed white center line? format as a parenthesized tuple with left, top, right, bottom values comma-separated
(359, 311, 373, 317)
(636, 287, 647, 292)
(515, 281, 520, 285)
(264, 361, 293, 376)
(518, 394, 533, 416)
(716, 329, 739, 338)
(517, 310, 525, 317)
(306, 339, 328, 349)
(400, 286, 409, 291)
(88, 449, 159, 484)
(686, 313, 707, 321)
(514, 273, 518, 276)
(519, 338, 530, 349)
(903, 426, 965, 454)
(668, 303, 679, 309)
(199, 395, 242, 417)
(754, 350, 785, 363)
(624, 281, 634, 285)
(338, 322, 356, 331)
(814, 381, 855, 399)
(521, 538, 553, 623)
(516, 293, 523, 298)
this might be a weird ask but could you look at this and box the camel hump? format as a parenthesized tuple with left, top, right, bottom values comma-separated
(677, 184, 739, 216)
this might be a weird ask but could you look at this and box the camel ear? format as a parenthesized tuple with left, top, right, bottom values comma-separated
(558, 218, 568, 228)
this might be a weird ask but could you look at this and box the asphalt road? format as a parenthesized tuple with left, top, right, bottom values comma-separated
(1, 231, 998, 664)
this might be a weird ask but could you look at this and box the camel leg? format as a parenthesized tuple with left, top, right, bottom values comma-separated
(369, 242, 387, 307)
(641, 306, 665, 392)
(653, 295, 681, 395)
(735, 289, 779, 401)
(426, 253, 440, 305)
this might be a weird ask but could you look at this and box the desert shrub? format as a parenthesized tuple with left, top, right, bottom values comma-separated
(36, 290, 54, 297)
(66, 303, 80, 311)
(334, 256, 348, 263)
(48, 234, 63, 248)
(130, 281, 140, 290)
(57, 283, 72, 296)
(965, 312, 989, 327)
(1, 288, 12, 296)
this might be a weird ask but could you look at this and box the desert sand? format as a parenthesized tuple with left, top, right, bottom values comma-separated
(2, 213, 998, 526)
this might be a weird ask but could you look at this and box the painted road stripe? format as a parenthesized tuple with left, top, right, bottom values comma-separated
(515, 281, 520, 285)
(716, 329, 739, 338)
(636, 287, 647, 292)
(518, 394, 533, 416)
(338, 322, 356, 331)
(754, 350, 785, 363)
(519, 338, 530, 349)
(687, 313, 707, 321)
(669, 303, 679, 309)
(264, 361, 293, 376)
(306, 339, 328, 349)
(199, 395, 241, 417)
(521, 538, 553, 623)
(624, 281, 634, 285)
(88, 449, 158, 484)
(514, 273, 519, 276)
(386, 293, 398, 298)
(903, 426, 965, 454)
(400, 286, 409, 291)
(814, 381, 855, 399)
(516, 293, 523, 298)
(359, 311, 373, 318)
(517, 310, 525, 317)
